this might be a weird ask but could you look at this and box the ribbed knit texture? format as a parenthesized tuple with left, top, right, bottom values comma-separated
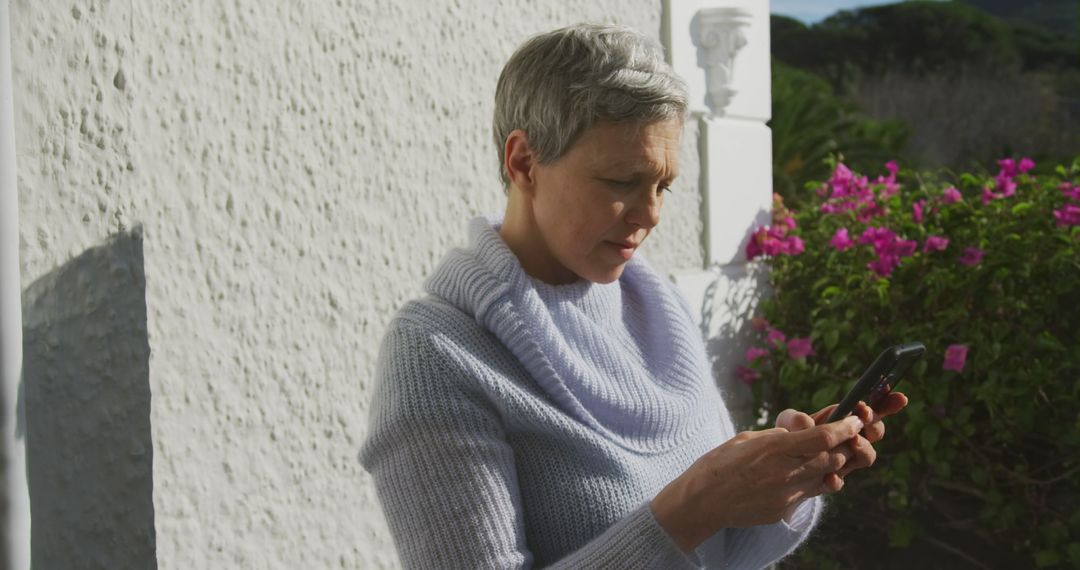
(360, 215, 821, 569)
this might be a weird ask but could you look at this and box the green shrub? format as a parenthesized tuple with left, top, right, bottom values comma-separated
(743, 157, 1080, 568)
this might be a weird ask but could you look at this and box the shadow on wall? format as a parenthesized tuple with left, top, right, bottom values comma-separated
(700, 263, 768, 430)
(19, 228, 157, 569)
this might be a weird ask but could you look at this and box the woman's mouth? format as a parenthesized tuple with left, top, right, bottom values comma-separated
(606, 240, 638, 261)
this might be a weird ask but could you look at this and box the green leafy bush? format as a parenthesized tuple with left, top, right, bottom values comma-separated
(743, 157, 1080, 568)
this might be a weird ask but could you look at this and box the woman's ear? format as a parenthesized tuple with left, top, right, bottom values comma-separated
(504, 129, 537, 194)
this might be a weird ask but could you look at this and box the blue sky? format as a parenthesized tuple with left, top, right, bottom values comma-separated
(770, 0, 910, 24)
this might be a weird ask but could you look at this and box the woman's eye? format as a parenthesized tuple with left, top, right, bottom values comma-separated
(602, 178, 671, 195)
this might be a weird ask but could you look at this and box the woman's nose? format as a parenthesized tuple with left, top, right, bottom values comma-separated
(627, 188, 662, 229)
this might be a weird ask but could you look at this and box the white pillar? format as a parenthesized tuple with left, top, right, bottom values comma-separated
(1, 0, 30, 567)
(664, 0, 772, 427)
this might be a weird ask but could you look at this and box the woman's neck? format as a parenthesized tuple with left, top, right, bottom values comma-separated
(499, 191, 581, 286)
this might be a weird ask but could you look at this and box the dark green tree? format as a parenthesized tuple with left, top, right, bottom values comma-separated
(961, 0, 1079, 44)
(770, 61, 909, 203)
(772, 2, 1021, 91)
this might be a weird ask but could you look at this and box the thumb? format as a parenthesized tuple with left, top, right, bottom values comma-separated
(776, 408, 816, 432)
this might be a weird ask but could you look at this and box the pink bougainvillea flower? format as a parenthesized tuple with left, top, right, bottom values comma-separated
(855, 202, 886, 222)
(831, 162, 855, 185)
(787, 337, 814, 359)
(996, 177, 1017, 198)
(828, 163, 864, 198)
(820, 194, 881, 216)
(997, 158, 1016, 177)
(830, 228, 854, 251)
(766, 327, 787, 349)
(751, 316, 769, 332)
(923, 235, 949, 253)
(1059, 183, 1080, 201)
(981, 157, 1027, 204)
(913, 199, 926, 224)
(868, 256, 899, 277)
(859, 227, 916, 277)
(942, 186, 963, 204)
(736, 365, 761, 386)
(868, 248, 914, 277)
(745, 225, 805, 261)
(1053, 204, 1080, 227)
(877, 183, 901, 200)
(859, 227, 896, 246)
(959, 247, 985, 266)
(745, 346, 769, 363)
(876, 160, 902, 199)
(745, 226, 779, 260)
(745, 235, 763, 260)
(820, 162, 887, 220)
(784, 236, 805, 255)
(894, 239, 918, 257)
(864, 246, 897, 275)
(943, 344, 969, 372)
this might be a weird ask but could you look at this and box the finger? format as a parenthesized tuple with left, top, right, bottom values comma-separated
(731, 427, 789, 443)
(799, 446, 853, 477)
(786, 416, 864, 456)
(862, 420, 885, 444)
(795, 471, 845, 501)
(776, 409, 816, 432)
(822, 472, 845, 493)
(853, 402, 876, 440)
(837, 435, 877, 478)
(873, 392, 908, 419)
(859, 392, 906, 443)
(854, 401, 874, 426)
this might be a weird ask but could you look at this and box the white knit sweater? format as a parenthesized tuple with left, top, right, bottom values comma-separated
(360, 216, 821, 569)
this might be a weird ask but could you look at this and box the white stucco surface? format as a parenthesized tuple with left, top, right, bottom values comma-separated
(12, 1, 704, 567)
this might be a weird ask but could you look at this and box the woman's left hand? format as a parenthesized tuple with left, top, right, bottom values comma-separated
(772, 394, 907, 524)
(776, 392, 908, 484)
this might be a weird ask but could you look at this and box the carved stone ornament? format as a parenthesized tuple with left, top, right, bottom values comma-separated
(690, 7, 752, 115)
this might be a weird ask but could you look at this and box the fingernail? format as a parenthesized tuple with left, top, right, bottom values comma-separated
(847, 416, 864, 430)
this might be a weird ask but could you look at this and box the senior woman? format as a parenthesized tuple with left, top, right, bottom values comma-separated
(360, 23, 906, 569)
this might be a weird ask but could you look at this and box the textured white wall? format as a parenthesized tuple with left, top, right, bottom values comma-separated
(12, 0, 704, 567)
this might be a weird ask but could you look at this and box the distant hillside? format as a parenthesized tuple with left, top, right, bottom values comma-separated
(769, 1, 1080, 174)
(772, 1, 1076, 82)
(960, 0, 1078, 42)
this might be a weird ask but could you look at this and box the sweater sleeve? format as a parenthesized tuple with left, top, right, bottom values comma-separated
(359, 318, 700, 570)
(694, 497, 823, 569)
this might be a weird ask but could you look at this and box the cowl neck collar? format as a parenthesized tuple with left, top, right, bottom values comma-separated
(425, 215, 714, 454)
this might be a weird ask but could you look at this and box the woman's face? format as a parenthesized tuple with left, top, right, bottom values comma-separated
(527, 119, 682, 284)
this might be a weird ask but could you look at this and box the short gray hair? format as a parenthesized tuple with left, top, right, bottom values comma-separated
(493, 23, 688, 189)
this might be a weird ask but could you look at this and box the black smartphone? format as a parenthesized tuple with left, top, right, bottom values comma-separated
(826, 342, 925, 423)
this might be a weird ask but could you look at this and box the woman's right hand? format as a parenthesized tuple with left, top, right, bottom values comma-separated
(649, 415, 864, 553)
